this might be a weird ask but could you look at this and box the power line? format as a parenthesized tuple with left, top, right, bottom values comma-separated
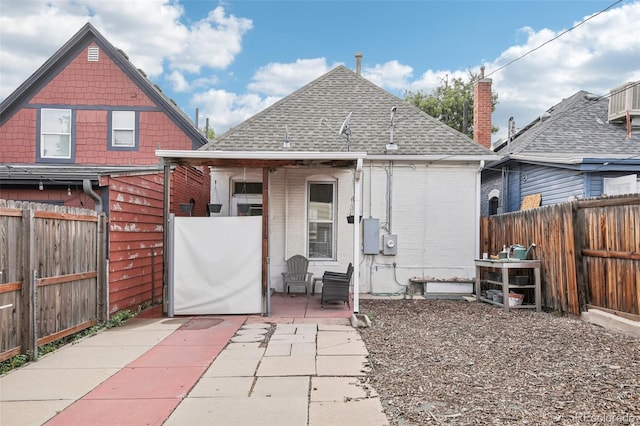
(485, 0, 625, 78)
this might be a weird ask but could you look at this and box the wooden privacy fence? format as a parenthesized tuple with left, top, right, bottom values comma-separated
(0, 200, 107, 362)
(480, 195, 640, 318)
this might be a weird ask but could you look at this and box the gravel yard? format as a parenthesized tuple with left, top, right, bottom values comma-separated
(358, 299, 640, 425)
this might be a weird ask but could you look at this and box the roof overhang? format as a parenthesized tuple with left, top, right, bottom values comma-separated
(156, 150, 367, 168)
(0, 164, 162, 184)
(488, 153, 640, 172)
(366, 154, 500, 162)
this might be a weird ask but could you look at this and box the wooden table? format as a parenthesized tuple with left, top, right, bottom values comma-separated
(474, 259, 541, 312)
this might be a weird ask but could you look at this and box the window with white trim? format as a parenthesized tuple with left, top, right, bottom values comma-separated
(41, 108, 71, 159)
(111, 111, 136, 147)
(308, 182, 336, 259)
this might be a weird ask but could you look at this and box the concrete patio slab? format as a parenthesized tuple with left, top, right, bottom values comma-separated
(77, 330, 170, 346)
(0, 400, 73, 426)
(214, 346, 265, 360)
(0, 368, 117, 401)
(252, 376, 309, 397)
(187, 376, 254, 398)
(231, 334, 265, 343)
(309, 398, 389, 426)
(291, 342, 317, 356)
(311, 377, 378, 401)
(224, 341, 262, 350)
(256, 355, 316, 376)
(318, 323, 355, 331)
(164, 396, 308, 426)
(316, 355, 369, 376)
(21, 345, 150, 369)
(269, 333, 316, 343)
(264, 342, 291, 356)
(204, 357, 260, 377)
(317, 331, 368, 355)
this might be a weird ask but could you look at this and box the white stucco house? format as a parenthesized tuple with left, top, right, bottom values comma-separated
(157, 62, 499, 314)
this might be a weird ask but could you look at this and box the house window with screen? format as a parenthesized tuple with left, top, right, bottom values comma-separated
(110, 111, 137, 149)
(40, 108, 72, 159)
(308, 182, 335, 259)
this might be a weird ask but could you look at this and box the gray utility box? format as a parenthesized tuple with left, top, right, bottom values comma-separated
(363, 218, 380, 254)
(383, 234, 398, 256)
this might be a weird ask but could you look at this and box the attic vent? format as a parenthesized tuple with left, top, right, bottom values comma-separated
(87, 47, 99, 62)
(608, 82, 640, 122)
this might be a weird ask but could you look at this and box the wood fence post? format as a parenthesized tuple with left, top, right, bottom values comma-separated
(96, 213, 108, 322)
(571, 201, 587, 313)
(21, 207, 37, 361)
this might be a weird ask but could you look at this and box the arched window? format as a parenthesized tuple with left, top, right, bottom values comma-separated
(488, 189, 500, 216)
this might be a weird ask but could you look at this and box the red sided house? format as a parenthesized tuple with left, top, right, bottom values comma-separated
(0, 23, 210, 313)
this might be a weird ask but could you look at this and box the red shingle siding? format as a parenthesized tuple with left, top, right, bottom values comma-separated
(107, 173, 164, 313)
(0, 109, 37, 162)
(2, 43, 196, 165)
(170, 166, 211, 217)
(30, 43, 155, 107)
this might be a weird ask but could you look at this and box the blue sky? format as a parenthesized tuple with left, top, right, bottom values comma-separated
(1, 0, 639, 144)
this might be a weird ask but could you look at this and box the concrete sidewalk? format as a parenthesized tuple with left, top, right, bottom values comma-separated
(0, 310, 388, 425)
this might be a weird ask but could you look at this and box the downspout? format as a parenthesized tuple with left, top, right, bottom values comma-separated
(284, 169, 288, 261)
(162, 163, 171, 316)
(387, 161, 393, 233)
(353, 158, 363, 313)
(83, 179, 102, 212)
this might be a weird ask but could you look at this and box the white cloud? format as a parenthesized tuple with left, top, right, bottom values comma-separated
(409, 69, 473, 94)
(168, 6, 252, 74)
(482, 1, 640, 141)
(0, 1, 250, 100)
(167, 71, 190, 93)
(362, 61, 413, 91)
(247, 58, 332, 96)
(191, 89, 279, 135)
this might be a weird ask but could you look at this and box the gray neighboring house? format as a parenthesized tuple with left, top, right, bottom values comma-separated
(481, 82, 640, 216)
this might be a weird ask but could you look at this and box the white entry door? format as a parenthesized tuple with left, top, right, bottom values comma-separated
(170, 216, 262, 315)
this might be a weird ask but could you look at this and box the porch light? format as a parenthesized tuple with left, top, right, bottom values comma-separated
(39, 180, 43, 191)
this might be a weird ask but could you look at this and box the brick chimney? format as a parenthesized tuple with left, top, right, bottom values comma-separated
(473, 66, 492, 148)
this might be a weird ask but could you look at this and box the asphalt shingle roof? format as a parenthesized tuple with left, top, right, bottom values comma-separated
(202, 65, 493, 156)
(497, 89, 640, 158)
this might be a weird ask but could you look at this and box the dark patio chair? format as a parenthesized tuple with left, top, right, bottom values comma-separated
(321, 264, 353, 309)
(281, 255, 313, 295)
